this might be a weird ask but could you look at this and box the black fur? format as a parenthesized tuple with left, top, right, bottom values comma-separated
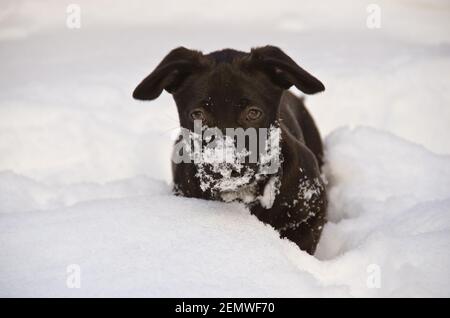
(133, 46, 327, 254)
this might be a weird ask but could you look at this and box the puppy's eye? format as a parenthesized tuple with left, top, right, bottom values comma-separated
(190, 109, 205, 121)
(246, 107, 262, 121)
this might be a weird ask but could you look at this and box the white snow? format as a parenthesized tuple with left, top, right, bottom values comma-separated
(1, 0, 450, 297)
(258, 176, 280, 209)
(189, 124, 281, 195)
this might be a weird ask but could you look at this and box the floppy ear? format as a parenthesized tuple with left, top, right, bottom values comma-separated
(133, 47, 206, 100)
(247, 46, 325, 94)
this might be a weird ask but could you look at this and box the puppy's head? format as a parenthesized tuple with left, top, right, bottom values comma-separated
(133, 46, 324, 196)
(133, 46, 324, 132)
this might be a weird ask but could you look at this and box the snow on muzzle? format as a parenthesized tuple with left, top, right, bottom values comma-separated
(172, 120, 282, 193)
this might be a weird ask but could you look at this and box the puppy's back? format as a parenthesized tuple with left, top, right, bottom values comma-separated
(279, 91, 324, 167)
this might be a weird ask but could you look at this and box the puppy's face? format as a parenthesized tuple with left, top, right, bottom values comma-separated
(173, 62, 281, 132)
(133, 46, 324, 194)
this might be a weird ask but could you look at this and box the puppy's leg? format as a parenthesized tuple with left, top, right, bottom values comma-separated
(251, 186, 326, 254)
(172, 162, 209, 199)
(251, 141, 327, 254)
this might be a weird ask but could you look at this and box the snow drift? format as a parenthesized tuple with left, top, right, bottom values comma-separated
(1, 127, 449, 297)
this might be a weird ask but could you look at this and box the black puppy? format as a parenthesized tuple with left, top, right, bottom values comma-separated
(133, 46, 327, 254)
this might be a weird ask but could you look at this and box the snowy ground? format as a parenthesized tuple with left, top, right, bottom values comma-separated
(1, 0, 450, 297)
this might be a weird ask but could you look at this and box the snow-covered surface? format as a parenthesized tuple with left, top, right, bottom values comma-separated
(1, 0, 450, 297)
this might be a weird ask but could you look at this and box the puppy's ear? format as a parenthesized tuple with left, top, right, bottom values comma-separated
(133, 47, 206, 100)
(247, 46, 325, 94)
